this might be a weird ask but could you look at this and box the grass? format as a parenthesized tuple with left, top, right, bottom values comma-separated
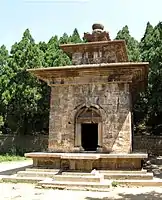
(112, 181, 119, 187)
(0, 154, 27, 163)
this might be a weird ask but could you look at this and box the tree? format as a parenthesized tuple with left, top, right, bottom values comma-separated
(140, 22, 154, 62)
(0, 45, 11, 132)
(59, 33, 70, 44)
(140, 22, 162, 134)
(115, 25, 141, 61)
(45, 35, 71, 67)
(115, 25, 145, 133)
(70, 28, 82, 43)
(2, 29, 46, 135)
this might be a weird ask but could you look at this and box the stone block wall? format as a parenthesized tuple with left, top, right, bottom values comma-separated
(133, 135, 162, 155)
(48, 82, 132, 153)
(0, 135, 48, 155)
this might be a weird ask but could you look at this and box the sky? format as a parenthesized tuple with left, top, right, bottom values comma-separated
(0, 0, 162, 50)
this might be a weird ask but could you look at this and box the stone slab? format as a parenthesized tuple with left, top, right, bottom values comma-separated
(98, 169, 147, 174)
(2, 176, 45, 184)
(37, 180, 111, 191)
(25, 152, 148, 159)
(37, 179, 162, 191)
(17, 171, 97, 179)
(25, 152, 147, 171)
(25, 152, 61, 158)
(116, 178, 162, 187)
(61, 172, 95, 176)
(26, 168, 148, 174)
(17, 171, 59, 178)
(53, 175, 101, 182)
(17, 170, 153, 180)
(25, 168, 60, 173)
(104, 173, 153, 180)
(100, 154, 148, 159)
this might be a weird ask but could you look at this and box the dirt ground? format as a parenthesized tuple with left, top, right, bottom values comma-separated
(0, 183, 162, 200)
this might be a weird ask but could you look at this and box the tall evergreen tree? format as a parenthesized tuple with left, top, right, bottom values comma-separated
(140, 22, 162, 134)
(3, 29, 46, 134)
(59, 33, 70, 44)
(0, 45, 10, 131)
(70, 28, 82, 43)
(45, 35, 71, 67)
(115, 25, 141, 61)
(140, 22, 154, 61)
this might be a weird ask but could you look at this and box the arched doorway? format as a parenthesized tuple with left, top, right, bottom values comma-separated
(75, 107, 102, 152)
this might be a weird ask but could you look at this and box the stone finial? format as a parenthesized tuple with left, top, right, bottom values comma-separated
(84, 23, 111, 42)
(92, 23, 104, 31)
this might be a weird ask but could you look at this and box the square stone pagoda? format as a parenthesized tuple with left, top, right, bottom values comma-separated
(26, 24, 149, 170)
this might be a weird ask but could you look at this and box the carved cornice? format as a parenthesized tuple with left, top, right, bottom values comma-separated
(27, 62, 149, 93)
(60, 40, 128, 64)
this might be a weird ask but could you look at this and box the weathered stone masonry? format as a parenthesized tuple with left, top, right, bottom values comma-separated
(48, 82, 132, 153)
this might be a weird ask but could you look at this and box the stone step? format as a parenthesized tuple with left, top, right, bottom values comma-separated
(61, 172, 95, 176)
(104, 173, 153, 180)
(17, 171, 58, 178)
(37, 180, 111, 192)
(18, 171, 96, 179)
(25, 168, 60, 173)
(17, 171, 101, 182)
(52, 175, 101, 182)
(18, 170, 152, 180)
(26, 168, 148, 174)
(37, 178, 162, 191)
(98, 169, 147, 174)
(2, 176, 45, 184)
(0, 175, 13, 181)
(25, 169, 95, 176)
(116, 178, 162, 187)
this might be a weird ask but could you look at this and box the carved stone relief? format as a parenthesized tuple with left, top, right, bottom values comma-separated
(71, 43, 126, 65)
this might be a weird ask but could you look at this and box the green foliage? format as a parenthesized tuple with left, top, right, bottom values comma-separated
(1, 29, 45, 134)
(115, 25, 141, 61)
(139, 22, 162, 134)
(70, 28, 82, 43)
(112, 181, 119, 187)
(0, 116, 4, 128)
(0, 28, 80, 135)
(116, 22, 162, 135)
(133, 23, 154, 133)
(0, 154, 27, 162)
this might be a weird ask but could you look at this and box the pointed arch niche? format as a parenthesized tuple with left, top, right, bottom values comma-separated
(74, 106, 103, 152)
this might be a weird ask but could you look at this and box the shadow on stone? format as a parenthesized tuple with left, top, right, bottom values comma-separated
(0, 165, 32, 175)
(85, 191, 162, 200)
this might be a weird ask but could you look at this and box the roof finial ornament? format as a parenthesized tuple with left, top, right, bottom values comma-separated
(83, 23, 111, 42)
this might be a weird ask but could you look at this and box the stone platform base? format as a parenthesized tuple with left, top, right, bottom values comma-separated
(25, 152, 148, 171)
(2, 168, 162, 191)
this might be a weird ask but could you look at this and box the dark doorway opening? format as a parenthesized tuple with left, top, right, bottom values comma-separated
(81, 123, 98, 151)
